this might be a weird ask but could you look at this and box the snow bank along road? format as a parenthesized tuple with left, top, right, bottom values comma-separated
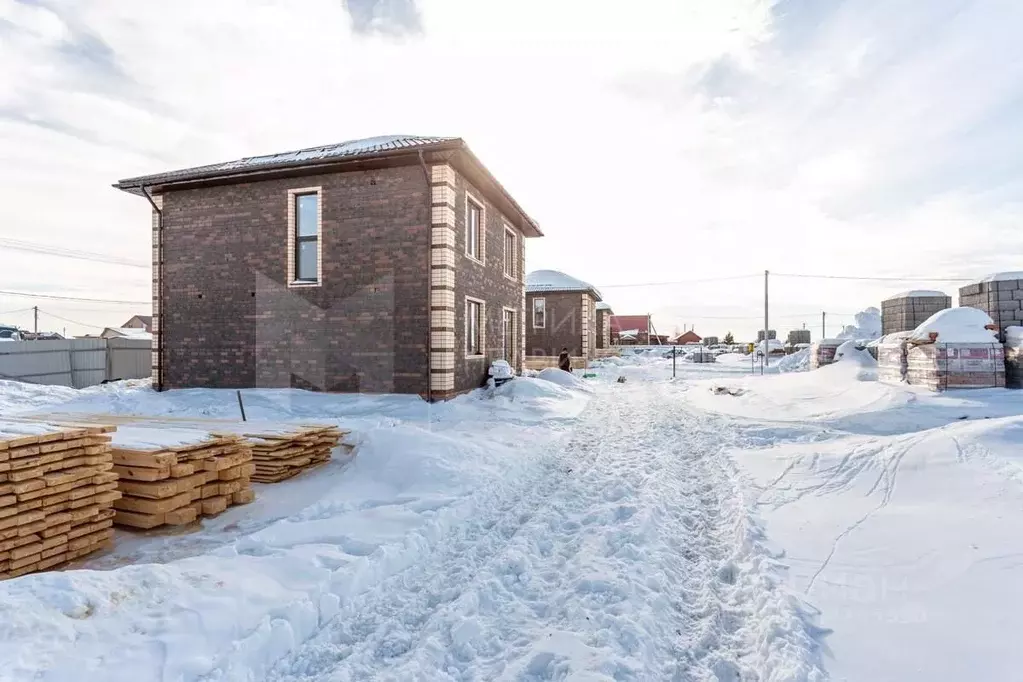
(263, 378, 825, 681)
(0, 368, 826, 682)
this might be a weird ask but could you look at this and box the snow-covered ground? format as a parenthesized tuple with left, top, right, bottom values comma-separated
(2, 351, 1023, 680)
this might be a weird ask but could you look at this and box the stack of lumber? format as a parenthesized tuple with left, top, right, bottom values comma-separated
(0, 419, 120, 579)
(36, 413, 349, 485)
(242, 425, 345, 483)
(110, 426, 255, 530)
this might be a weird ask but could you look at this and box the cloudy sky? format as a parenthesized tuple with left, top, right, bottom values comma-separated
(2, 0, 1022, 339)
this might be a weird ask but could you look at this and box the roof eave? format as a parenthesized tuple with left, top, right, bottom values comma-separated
(113, 139, 466, 195)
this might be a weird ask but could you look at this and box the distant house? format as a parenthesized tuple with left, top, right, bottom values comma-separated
(595, 302, 613, 350)
(100, 327, 152, 340)
(122, 315, 153, 333)
(611, 315, 652, 345)
(114, 135, 541, 399)
(526, 270, 602, 362)
(671, 330, 702, 345)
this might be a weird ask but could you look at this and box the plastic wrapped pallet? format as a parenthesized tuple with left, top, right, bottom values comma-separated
(1005, 326, 1023, 388)
(809, 339, 843, 369)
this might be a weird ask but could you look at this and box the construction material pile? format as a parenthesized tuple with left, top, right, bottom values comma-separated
(244, 424, 345, 482)
(111, 426, 255, 530)
(0, 420, 120, 579)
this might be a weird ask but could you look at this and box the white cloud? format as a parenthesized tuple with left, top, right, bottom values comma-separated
(0, 0, 1021, 339)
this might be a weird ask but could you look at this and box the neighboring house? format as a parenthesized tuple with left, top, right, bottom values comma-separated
(525, 270, 601, 361)
(611, 314, 652, 345)
(122, 315, 153, 333)
(100, 327, 153, 340)
(595, 302, 613, 350)
(671, 330, 702, 345)
(115, 135, 541, 399)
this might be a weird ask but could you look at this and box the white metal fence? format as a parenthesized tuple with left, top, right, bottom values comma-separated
(0, 338, 150, 389)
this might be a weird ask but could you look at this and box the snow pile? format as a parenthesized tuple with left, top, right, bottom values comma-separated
(1006, 326, 1023, 344)
(776, 347, 810, 373)
(837, 307, 882, 340)
(883, 290, 947, 300)
(757, 338, 785, 354)
(980, 271, 1023, 282)
(833, 340, 877, 380)
(536, 367, 591, 391)
(909, 307, 997, 343)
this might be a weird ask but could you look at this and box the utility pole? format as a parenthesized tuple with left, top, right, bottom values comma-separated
(763, 270, 770, 367)
(33, 306, 38, 334)
(822, 311, 826, 339)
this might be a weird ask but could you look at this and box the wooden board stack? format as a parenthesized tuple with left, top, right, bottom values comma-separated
(242, 425, 345, 483)
(110, 426, 255, 530)
(0, 419, 120, 579)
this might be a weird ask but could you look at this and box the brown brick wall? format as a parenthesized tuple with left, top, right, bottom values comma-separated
(596, 308, 611, 349)
(157, 166, 430, 393)
(450, 171, 525, 392)
(526, 292, 583, 357)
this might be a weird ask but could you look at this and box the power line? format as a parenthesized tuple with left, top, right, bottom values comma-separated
(0, 237, 148, 268)
(0, 290, 148, 304)
(37, 310, 107, 330)
(0, 307, 34, 316)
(772, 272, 972, 283)
(598, 274, 761, 288)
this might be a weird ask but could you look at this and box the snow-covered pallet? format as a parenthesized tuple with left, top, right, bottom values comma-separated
(0, 419, 120, 579)
(107, 426, 256, 529)
(809, 340, 842, 369)
(878, 340, 1005, 390)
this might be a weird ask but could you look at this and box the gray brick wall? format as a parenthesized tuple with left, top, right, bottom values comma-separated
(158, 166, 431, 394)
(960, 280, 1023, 338)
(881, 295, 950, 335)
(450, 171, 526, 392)
(526, 292, 583, 357)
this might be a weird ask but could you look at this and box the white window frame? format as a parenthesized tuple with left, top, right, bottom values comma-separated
(465, 192, 485, 264)
(466, 296, 485, 358)
(287, 186, 323, 287)
(503, 225, 518, 281)
(532, 297, 546, 329)
(502, 306, 517, 364)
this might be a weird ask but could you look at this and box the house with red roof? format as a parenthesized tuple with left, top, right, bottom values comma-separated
(610, 314, 653, 345)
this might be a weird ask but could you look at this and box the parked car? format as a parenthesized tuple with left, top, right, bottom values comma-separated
(0, 325, 22, 342)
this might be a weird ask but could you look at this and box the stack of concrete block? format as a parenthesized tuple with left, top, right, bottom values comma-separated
(702, 336, 720, 347)
(881, 292, 951, 336)
(756, 330, 777, 342)
(959, 276, 1023, 339)
(788, 330, 812, 346)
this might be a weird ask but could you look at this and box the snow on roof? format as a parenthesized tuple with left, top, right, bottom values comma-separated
(116, 135, 456, 189)
(884, 290, 948, 300)
(526, 270, 602, 299)
(910, 307, 998, 343)
(979, 272, 1023, 283)
(595, 302, 612, 311)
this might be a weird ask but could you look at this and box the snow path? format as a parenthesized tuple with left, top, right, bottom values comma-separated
(261, 380, 825, 681)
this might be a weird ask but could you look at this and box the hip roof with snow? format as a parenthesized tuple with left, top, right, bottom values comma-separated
(114, 135, 542, 237)
(526, 270, 602, 299)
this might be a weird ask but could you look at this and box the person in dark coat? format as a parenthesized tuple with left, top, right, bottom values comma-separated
(558, 347, 571, 372)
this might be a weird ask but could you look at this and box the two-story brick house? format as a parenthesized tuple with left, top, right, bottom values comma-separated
(525, 270, 602, 363)
(114, 135, 542, 399)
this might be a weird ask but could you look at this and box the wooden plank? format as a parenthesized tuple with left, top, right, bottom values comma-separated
(118, 479, 179, 500)
(200, 483, 219, 499)
(231, 489, 256, 505)
(67, 518, 113, 540)
(113, 491, 190, 515)
(170, 462, 195, 478)
(10, 552, 42, 571)
(40, 544, 66, 560)
(37, 552, 68, 570)
(68, 528, 112, 552)
(38, 438, 89, 454)
(218, 465, 244, 481)
(202, 450, 251, 472)
(0, 533, 40, 552)
(112, 450, 177, 468)
(218, 479, 245, 496)
(11, 479, 45, 496)
(164, 506, 198, 526)
(111, 464, 170, 482)
(41, 522, 72, 539)
(92, 471, 118, 486)
(113, 509, 163, 529)
(201, 496, 228, 516)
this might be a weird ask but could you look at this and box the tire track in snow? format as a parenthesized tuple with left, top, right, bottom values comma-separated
(262, 380, 826, 681)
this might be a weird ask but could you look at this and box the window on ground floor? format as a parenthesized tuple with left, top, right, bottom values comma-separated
(533, 298, 545, 329)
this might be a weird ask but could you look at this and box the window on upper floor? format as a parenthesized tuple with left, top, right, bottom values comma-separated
(504, 227, 517, 279)
(289, 189, 321, 285)
(466, 196, 483, 262)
